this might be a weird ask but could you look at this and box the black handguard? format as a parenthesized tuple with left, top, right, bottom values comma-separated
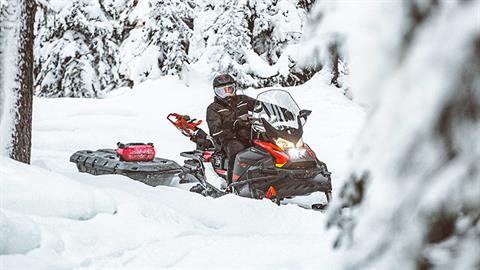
(190, 129, 213, 150)
(233, 114, 250, 130)
(232, 119, 241, 130)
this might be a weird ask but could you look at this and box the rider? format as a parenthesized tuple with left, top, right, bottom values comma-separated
(206, 74, 256, 184)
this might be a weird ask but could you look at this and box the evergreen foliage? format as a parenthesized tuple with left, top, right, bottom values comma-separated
(35, 0, 121, 97)
(34, 0, 320, 97)
(200, 0, 312, 88)
(249, 0, 304, 65)
(145, 0, 195, 76)
(118, 0, 195, 84)
(202, 0, 256, 87)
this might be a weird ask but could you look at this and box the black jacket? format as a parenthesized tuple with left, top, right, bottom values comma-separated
(206, 95, 256, 147)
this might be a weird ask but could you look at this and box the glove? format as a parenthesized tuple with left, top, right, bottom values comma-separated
(232, 119, 241, 130)
(233, 115, 249, 130)
(238, 114, 249, 122)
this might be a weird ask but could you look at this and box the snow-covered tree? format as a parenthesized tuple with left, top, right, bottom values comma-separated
(196, 0, 315, 88)
(151, 0, 195, 75)
(119, 0, 195, 84)
(298, 2, 349, 93)
(298, 0, 315, 12)
(33, 0, 324, 93)
(99, 0, 137, 46)
(0, 0, 36, 163)
(311, 1, 480, 269)
(34, 0, 121, 98)
(249, 0, 304, 65)
(99, 0, 130, 21)
(249, 0, 316, 87)
(200, 0, 257, 87)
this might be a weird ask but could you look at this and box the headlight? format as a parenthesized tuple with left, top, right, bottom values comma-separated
(274, 138, 294, 150)
(274, 138, 303, 150)
(287, 148, 307, 159)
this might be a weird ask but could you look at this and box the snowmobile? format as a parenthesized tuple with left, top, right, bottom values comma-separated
(70, 89, 332, 209)
(170, 89, 332, 209)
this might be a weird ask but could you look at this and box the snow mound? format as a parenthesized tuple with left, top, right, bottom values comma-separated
(0, 211, 41, 255)
(0, 157, 117, 220)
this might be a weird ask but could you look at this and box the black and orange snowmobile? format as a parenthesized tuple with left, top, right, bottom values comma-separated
(170, 89, 332, 209)
(70, 89, 332, 209)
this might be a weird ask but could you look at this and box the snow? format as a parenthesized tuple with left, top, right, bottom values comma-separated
(0, 211, 41, 255)
(41, 0, 70, 11)
(61, 41, 79, 59)
(1, 157, 116, 220)
(271, 0, 304, 41)
(244, 50, 279, 78)
(1, 73, 365, 268)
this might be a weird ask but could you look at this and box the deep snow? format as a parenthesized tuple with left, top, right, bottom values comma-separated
(1, 74, 364, 269)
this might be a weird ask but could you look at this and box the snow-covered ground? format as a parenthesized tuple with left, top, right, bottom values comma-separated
(1, 74, 365, 269)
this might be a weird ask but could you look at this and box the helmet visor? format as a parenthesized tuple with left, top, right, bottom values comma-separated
(214, 84, 236, 99)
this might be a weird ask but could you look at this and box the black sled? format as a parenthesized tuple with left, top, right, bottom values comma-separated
(70, 145, 184, 187)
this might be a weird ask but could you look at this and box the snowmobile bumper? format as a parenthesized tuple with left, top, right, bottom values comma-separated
(231, 167, 331, 199)
(70, 149, 183, 187)
(272, 172, 331, 198)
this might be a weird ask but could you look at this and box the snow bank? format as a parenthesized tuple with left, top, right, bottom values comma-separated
(0, 157, 117, 220)
(0, 211, 41, 255)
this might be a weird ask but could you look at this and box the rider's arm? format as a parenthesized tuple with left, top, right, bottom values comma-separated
(236, 95, 257, 111)
(245, 95, 257, 111)
(206, 105, 234, 144)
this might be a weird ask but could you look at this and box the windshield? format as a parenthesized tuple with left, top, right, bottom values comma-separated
(253, 89, 301, 131)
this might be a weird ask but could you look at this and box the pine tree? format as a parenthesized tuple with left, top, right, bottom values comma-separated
(249, 0, 304, 65)
(199, 0, 313, 87)
(248, 0, 312, 86)
(99, 0, 136, 45)
(34, 0, 120, 98)
(203, 0, 257, 87)
(295, 2, 348, 91)
(324, 1, 480, 268)
(150, 0, 195, 76)
(249, 0, 277, 64)
(298, 0, 316, 11)
(121, 0, 195, 83)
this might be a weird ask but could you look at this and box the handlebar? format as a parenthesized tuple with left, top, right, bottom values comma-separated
(167, 113, 203, 137)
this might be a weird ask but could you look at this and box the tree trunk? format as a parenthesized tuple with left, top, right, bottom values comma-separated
(2, 0, 36, 163)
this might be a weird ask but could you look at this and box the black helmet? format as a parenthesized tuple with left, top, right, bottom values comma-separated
(213, 74, 237, 99)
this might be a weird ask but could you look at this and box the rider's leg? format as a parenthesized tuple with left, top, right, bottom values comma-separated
(226, 140, 246, 184)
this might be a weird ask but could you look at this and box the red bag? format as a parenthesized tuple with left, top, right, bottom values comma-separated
(116, 142, 155, 162)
